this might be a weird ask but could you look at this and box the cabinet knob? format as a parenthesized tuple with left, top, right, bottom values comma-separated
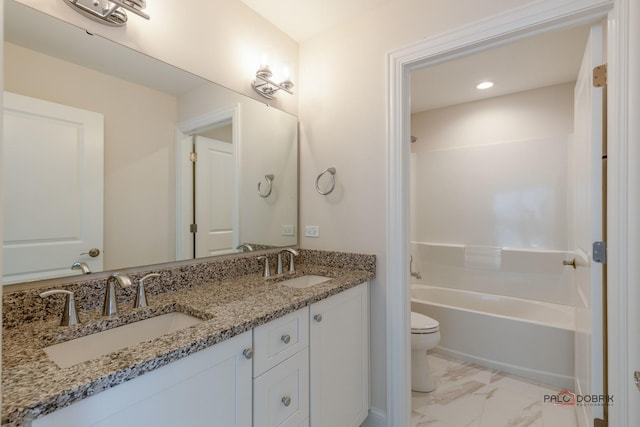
(281, 396, 291, 407)
(243, 348, 253, 359)
(281, 334, 291, 344)
(314, 314, 323, 322)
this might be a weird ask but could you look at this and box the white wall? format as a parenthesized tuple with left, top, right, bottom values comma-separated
(409, 84, 577, 305)
(297, 0, 536, 417)
(5, 42, 177, 270)
(14, 0, 299, 116)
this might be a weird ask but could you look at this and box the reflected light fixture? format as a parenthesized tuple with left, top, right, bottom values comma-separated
(252, 65, 294, 100)
(64, 0, 150, 26)
(476, 81, 494, 90)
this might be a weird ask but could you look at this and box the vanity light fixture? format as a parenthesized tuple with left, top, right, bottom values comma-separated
(476, 81, 494, 90)
(64, 0, 150, 27)
(252, 65, 294, 100)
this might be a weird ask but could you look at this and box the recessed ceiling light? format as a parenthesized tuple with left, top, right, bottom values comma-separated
(476, 81, 494, 90)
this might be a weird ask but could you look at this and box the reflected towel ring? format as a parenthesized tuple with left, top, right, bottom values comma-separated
(315, 167, 336, 195)
(257, 174, 275, 198)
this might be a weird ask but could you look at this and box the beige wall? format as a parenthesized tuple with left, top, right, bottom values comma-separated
(297, 0, 533, 415)
(14, 0, 299, 116)
(5, 42, 178, 270)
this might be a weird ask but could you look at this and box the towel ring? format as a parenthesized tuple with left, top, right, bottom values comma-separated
(257, 174, 275, 198)
(315, 167, 336, 195)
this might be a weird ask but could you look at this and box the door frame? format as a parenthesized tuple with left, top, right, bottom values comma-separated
(175, 104, 240, 260)
(386, 0, 636, 426)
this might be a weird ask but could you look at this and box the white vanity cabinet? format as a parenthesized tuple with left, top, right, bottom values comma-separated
(32, 330, 253, 427)
(31, 282, 370, 427)
(253, 307, 310, 427)
(309, 282, 370, 427)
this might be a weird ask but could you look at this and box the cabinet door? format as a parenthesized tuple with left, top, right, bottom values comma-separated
(33, 331, 253, 427)
(310, 282, 369, 427)
(254, 348, 309, 427)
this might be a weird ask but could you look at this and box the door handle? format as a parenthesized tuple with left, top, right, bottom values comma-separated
(81, 248, 101, 258)
(634, 371, 640, 392)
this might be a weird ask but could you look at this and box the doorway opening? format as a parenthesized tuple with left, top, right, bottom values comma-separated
(407, 21, 605, 427)
(384, 2, 622, 426)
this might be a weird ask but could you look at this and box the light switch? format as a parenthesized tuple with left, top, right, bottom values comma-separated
(305, 225, 319, 238)
(281, 225, 295, 236)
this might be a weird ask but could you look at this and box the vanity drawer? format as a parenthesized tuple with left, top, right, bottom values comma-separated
(253, 307, 309, 376)
(254, 348, 309, 427)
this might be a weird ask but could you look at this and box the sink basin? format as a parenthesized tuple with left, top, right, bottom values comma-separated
(279, 275, 332, 289)
(44, 312, 203, 368)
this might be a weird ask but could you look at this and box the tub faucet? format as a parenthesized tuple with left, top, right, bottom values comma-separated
(410, 255, 422, 280)
(103, 273, 132, 317)
(236, 243, 254, 252)
(71, 261, 91, 274)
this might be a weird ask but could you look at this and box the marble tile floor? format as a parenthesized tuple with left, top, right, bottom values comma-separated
(411, 353, 578, 427)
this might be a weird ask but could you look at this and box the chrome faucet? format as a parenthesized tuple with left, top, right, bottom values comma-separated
(257, 256, 271, 278)
(134, 273, 160, 309)
(39, 289, 81, 326)
(410, 255, 422, 280)
(103, 273, 132, 316)
(71, 261, 91, 274)
(277, 248, 300, 274)
(236, 243, 254, 252)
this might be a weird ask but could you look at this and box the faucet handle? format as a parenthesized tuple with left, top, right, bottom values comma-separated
(134, 273, 160, 309)
(282, 248, 300, 273)
(257, 256, 270, 278)
(277, 253, 284, 274)
(39, 290, 81, 327)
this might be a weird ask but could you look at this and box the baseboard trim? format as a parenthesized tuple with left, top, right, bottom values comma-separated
(361, 407, 386, 427)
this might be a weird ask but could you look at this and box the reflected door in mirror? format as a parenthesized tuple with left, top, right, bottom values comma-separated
(3, 92, 104, 284)
(195, 136, 237, 257)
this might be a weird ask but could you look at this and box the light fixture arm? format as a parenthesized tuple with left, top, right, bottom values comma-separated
(252, 65, 294, 100)
(64, 0, 149, 27)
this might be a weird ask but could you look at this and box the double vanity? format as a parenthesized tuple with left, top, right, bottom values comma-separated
(1, 250, 375, 427)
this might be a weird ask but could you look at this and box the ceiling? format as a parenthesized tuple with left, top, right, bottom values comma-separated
(239, 0, 388, 42)
(239, 1, 591, 114)
(410, 24, 591, 112)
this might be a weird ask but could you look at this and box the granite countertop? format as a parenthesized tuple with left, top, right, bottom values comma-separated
(1, 264, 374, 426)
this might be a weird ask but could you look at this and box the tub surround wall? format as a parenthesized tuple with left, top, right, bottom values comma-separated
(410, 84, 576, 306)
(411, 242, 575, 306)
(1, 249, 375, 425)
(2, 249, 375, 329)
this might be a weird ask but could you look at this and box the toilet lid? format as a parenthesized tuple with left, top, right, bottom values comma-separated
(411, 312, 439, 332)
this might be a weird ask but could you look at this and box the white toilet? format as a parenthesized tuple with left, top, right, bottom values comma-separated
(411, 311, 440, 392)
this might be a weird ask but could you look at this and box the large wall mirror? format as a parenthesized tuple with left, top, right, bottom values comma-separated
(3, 0, 298, 285)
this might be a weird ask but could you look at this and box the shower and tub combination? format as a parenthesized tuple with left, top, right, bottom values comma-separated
(408, 244, 577, 391)
(408, 83, 586, 394)
(411, 280, 575, 389)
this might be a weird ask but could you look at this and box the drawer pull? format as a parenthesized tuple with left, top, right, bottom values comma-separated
(281, 334, 291, 344)
(243, 348, 253, 359)
(281, 396, 291, 407)
(314, 314, 323, 322)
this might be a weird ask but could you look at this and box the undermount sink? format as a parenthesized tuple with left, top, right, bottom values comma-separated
(279, 275, 332, 289)
(44, 312, 203, 368)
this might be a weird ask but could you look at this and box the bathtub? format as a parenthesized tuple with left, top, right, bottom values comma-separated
(411, 284, 575, 389)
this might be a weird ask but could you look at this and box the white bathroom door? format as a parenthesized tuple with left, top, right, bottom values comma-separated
(194, 136, 237, 257)
(572, 23, 605, 427)
(2, 92, 104, 284)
